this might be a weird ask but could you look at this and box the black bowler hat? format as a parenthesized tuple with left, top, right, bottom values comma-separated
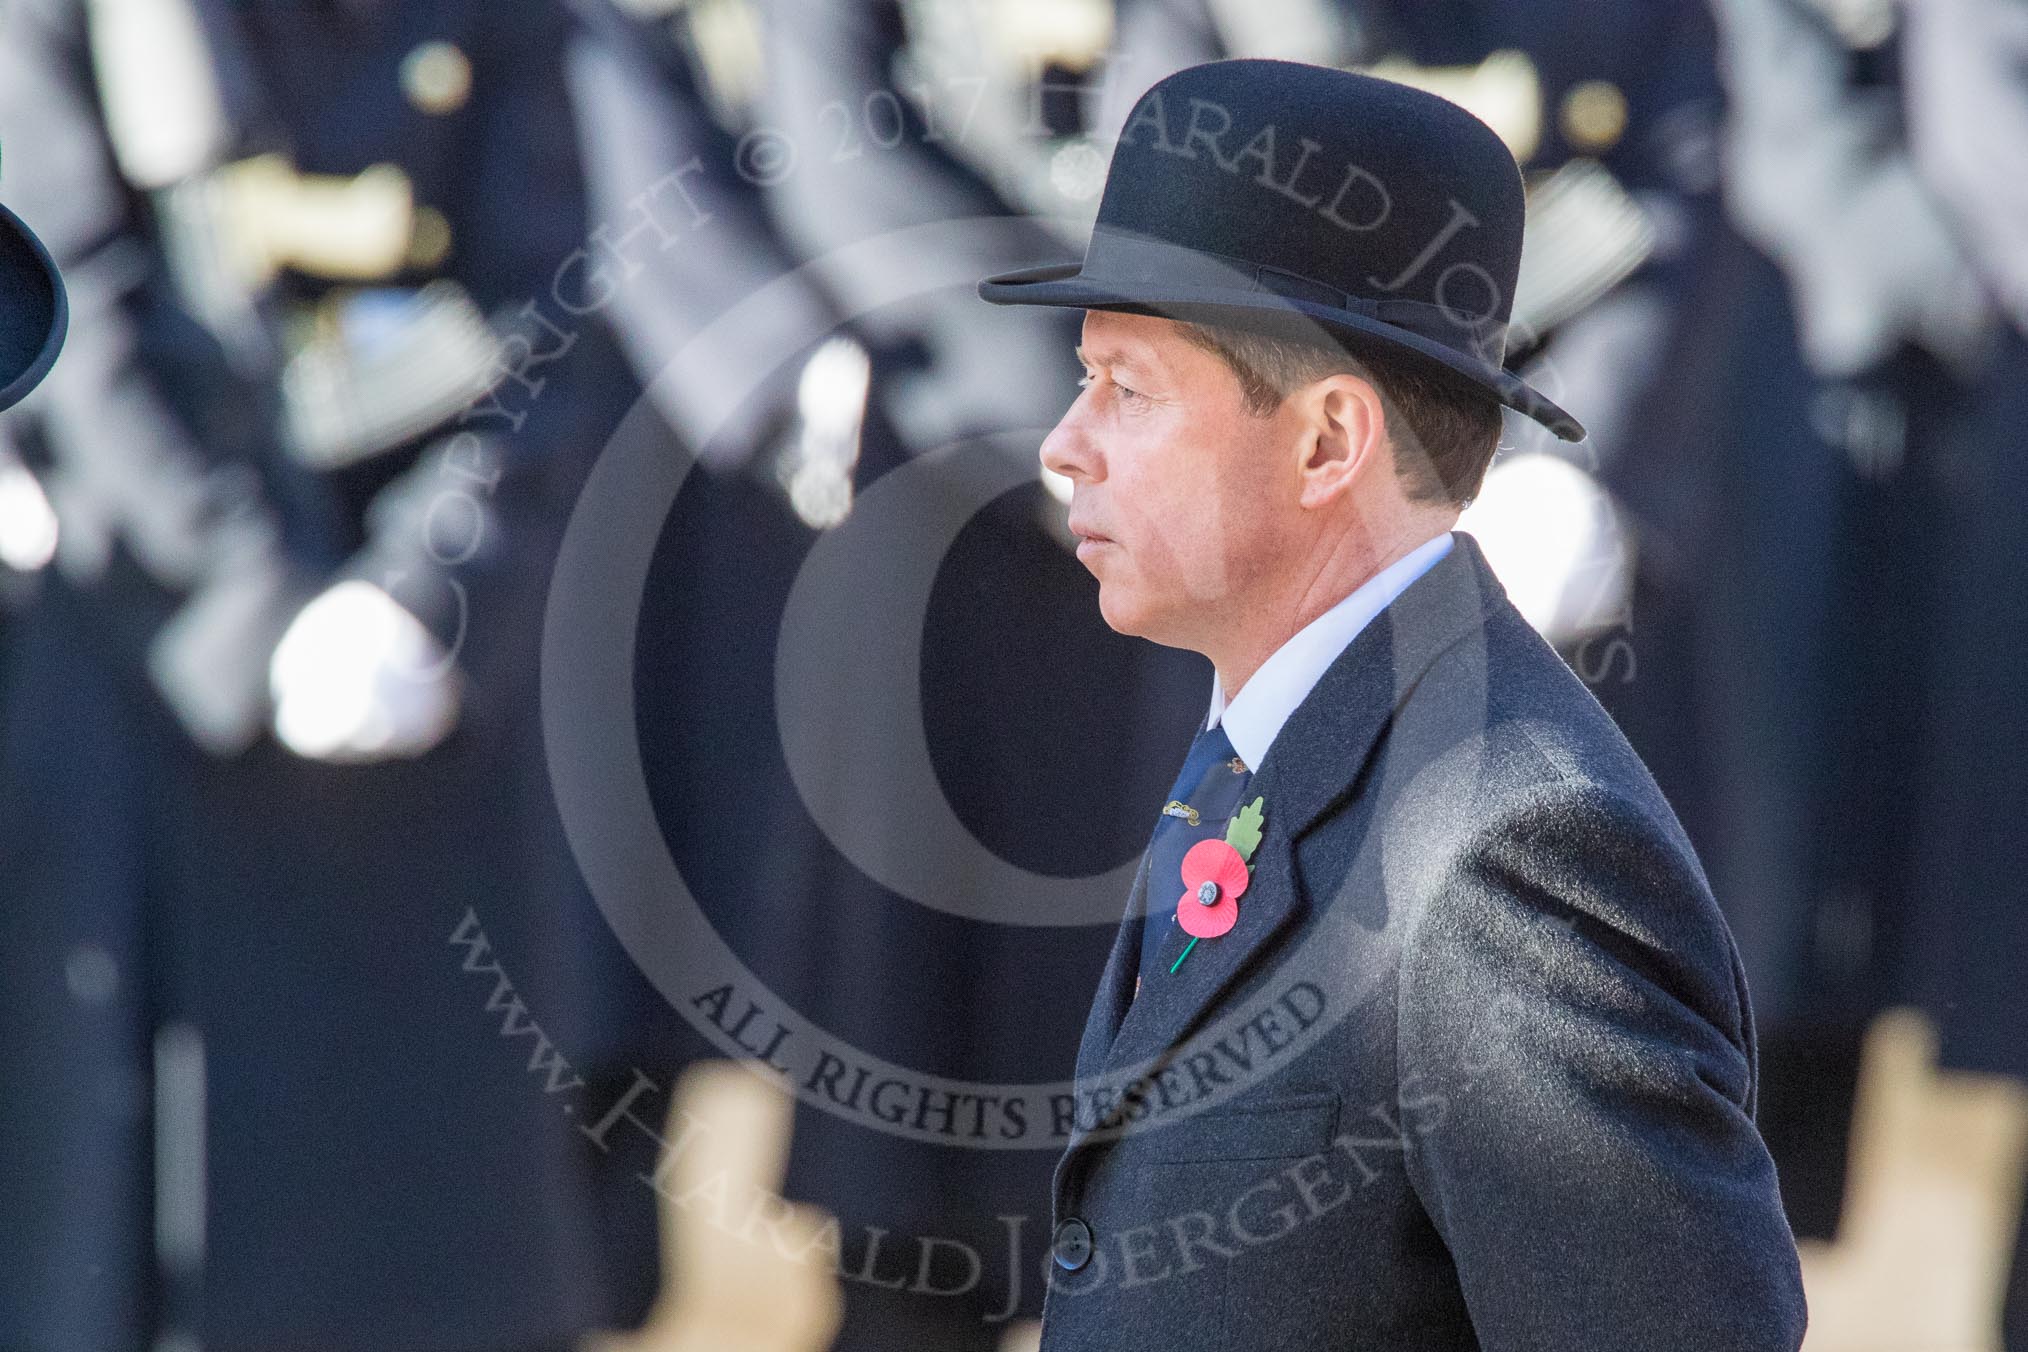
(0, 200, 66, 412)
(980, 59, 1584, 441)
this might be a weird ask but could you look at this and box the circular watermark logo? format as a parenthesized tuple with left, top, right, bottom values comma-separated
(541, 202, 1513, 1154)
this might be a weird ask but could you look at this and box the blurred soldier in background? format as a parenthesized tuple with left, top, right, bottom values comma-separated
(5, 1, 2022, 1349)
(1702, 0, 2028, 1338)
(0, 1, 638, 1349)
(553, 0, 851, 1324)
(565, 3, 1206, 1346)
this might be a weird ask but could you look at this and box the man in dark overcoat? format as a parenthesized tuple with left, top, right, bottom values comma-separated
(980, 58, 1808, 1349)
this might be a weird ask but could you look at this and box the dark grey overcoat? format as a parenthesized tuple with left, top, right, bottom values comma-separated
(1038, 533, 1807, 1351)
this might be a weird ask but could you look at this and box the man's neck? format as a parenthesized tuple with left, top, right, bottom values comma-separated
(1211, 516, 1456, 700)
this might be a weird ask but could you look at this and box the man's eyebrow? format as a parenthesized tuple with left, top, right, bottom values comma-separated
(1074, 345, 1153, 376)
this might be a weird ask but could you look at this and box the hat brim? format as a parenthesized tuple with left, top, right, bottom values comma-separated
(0, 202, 67, 413)
(980, 261, 1585, 442)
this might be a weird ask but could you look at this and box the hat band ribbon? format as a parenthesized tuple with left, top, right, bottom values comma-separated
(1078, 228, 1509, 364)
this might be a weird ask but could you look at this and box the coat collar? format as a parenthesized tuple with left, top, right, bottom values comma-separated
(1209, 531, 1455, 773)
(1068, 533, 1508, 1092)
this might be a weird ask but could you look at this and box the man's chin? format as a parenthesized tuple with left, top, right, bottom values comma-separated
(1094, 584, 1162, 642)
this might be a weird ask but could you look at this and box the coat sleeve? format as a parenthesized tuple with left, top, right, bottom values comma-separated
(748, 0, 1080, 443)
(1709, 0, 1992, 378)
(1902, 0, 2028, 339)
(557, 2, 839, 467)
(1396, 778, 1807, 1351)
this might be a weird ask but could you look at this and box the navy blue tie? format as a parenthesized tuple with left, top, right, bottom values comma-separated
(1138, 722, 1254, 986)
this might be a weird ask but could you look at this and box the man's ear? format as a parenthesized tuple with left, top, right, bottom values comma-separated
(1295, 373, 1388, 510)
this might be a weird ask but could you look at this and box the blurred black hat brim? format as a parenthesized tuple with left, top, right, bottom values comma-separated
(980, 257, 1585, 442)
(0, 201, 67, 413)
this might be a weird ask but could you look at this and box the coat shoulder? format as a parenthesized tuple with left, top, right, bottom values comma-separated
(1381, 598, 1753, 1052)
(1423, 596, 1701, 865)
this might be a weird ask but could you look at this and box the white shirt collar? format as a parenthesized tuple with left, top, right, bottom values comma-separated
(1208, 531, 1454, 772)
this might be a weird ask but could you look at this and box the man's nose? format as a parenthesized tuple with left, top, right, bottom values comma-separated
(1040, 399, 1100, 483)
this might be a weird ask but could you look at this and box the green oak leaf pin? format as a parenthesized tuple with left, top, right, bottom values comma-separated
(1225, 796, 1265, 862)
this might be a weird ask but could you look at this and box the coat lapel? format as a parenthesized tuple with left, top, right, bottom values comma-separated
(1098, 803, 1306, 1076)
(1087, 534, 1506, 1083)
(1072, 850, 1149, 1082)
(1051, 536, 1508, 1217)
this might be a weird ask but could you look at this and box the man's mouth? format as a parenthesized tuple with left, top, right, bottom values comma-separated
(1069, 524, 1115, 559)
(1072, 537, 1116, 570)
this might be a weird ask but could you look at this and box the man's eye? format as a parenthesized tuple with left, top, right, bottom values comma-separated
(1076, 371, 1148, 405)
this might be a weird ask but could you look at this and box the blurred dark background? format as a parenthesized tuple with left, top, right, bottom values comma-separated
(0, 1, 2023, 1349)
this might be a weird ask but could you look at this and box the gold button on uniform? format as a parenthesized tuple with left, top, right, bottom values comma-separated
(401, 41, 473, 115)
(1560, 80, 1628, 153)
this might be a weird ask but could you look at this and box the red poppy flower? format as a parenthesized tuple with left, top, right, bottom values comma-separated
(1176, 837, 1248, 938)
